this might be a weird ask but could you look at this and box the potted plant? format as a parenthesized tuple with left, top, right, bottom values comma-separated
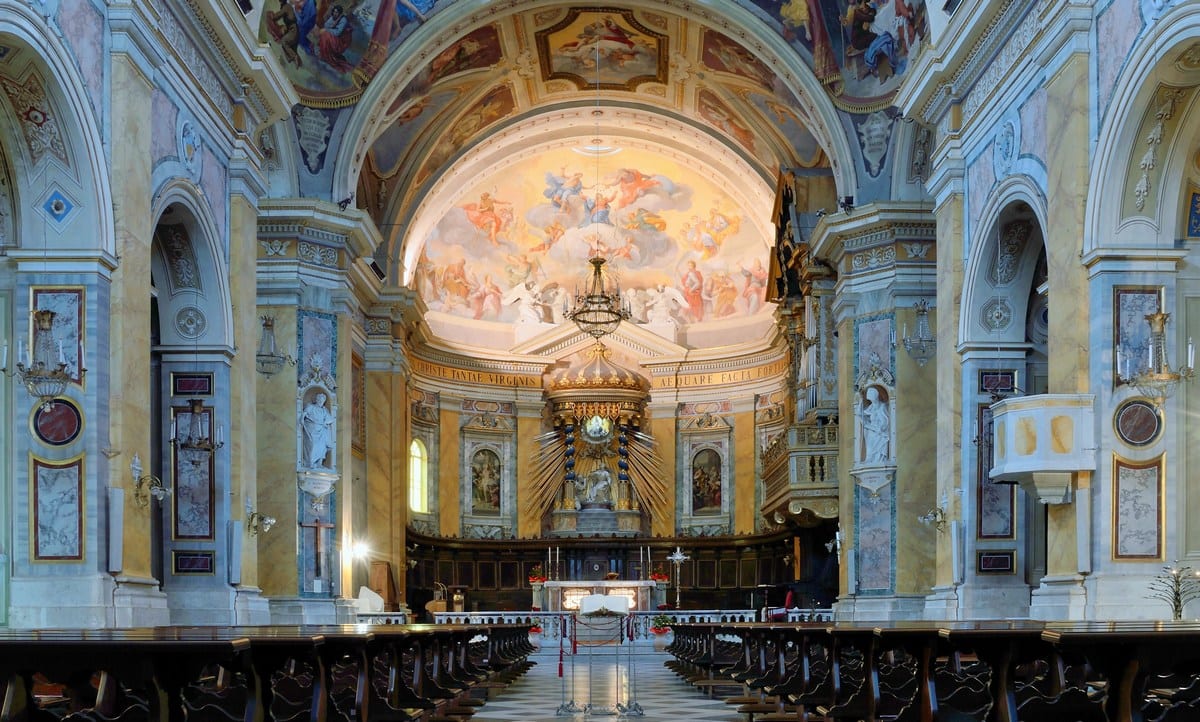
(650, 565, 670, 582)
(649, 613, 672, 635)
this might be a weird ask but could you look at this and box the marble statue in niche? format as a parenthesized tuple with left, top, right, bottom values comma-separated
(859, 385, 891, 463)
(301, 391, 335, 469)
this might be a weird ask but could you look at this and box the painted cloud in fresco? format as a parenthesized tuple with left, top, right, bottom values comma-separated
(413, 148, 771, 327)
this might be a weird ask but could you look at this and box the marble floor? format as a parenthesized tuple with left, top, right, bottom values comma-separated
(471, 641, 751, 722)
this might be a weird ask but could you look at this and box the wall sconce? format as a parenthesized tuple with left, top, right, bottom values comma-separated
(918, 506, 947, 533)
(1119, 312, 1193, 406)
(255, 316, 296, 377)
(172, 398, 224, 454)
(130, 453, 170, 508)
(247, 510, 276, 536)
(1, 309, 84, 411)
(894, 299, 936, 367)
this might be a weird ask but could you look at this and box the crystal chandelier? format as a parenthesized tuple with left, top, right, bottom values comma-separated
(566, 256, 630, 339)
(3, 309, 81, 412)
(255, 315, 296, 376)
(1122, 311, 1194, 406)
(897, 299, 936, 366)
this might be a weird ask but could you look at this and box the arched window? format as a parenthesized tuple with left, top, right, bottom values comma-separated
(409, 439, 428, 513)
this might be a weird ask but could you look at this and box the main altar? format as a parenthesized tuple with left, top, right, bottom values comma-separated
(539, 580, 663, 612)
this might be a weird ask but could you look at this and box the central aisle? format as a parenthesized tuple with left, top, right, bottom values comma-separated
(473, 644, 748, 722)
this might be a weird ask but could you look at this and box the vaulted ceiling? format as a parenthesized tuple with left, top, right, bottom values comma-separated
(260, 1, 927, 349)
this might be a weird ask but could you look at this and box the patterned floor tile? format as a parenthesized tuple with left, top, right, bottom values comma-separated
(470, 644, 751, 722)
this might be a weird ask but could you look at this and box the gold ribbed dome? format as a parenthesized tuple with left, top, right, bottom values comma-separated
(548, 343, 650, 393)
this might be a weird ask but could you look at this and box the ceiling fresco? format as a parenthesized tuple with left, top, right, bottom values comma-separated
(256, 1, 928, 347)
(413, 147, 771, 330)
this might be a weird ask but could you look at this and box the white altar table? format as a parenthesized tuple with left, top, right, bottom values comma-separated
(542, 580, 658, 612)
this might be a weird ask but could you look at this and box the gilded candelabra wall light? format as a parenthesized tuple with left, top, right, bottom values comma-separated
(1119, 312, 1194, 406)
(246, 509, 276, 536)
(1147, 561, 1200, 621)
(130, 453, 170, 508)
(2, 309, 83, 411)
(172, 398, 225, 454)
(918, 506, 947, 533)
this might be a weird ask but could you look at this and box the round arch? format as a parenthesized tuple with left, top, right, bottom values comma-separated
(960, 174, 1048, 348)
(149, 181, 234, 351)
(0, 1, 113, 258)
(330, 0, 859, 230)
(1086, 3, 1200, 253)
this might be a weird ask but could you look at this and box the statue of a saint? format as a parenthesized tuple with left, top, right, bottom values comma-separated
(301, 392, 335, 468)
(861, 386, 890, 463)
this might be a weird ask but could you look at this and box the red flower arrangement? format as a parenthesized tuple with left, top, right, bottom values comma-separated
(528, 564, 547, 583)
(649, 565, 669, 582)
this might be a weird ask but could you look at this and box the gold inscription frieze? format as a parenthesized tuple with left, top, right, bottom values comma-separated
(410, 357, 542, 388)
(651, 358, 788, 389)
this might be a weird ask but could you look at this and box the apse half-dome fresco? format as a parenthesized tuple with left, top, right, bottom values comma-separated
(413, 147, 771, 331)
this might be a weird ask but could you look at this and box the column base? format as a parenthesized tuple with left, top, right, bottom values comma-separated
(833, 593, 926, 622)
(112, 576, 171, 627)
(1029, 574, 1087, 620)
(234, 586, 272, 625)
(922, 584, 961, 621)
(268, 596, 341, 624)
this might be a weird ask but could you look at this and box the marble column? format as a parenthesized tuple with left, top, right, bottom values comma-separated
(256, 307, 301, 600)
(1033, 51, 1091, 617)
(438, 402, 461, 537)
(646, 400, 677, 538)
(227, 193, 262, 619)
(107, 53, 168, 623)
(934, 194, 965, 595)
(732, 396, 757, 534)
(516, 395, 543, 538)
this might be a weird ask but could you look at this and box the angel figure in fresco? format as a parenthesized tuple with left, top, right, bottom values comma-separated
(462, 192, 513, 245)
(529, 220, 566, 253)
(645, 284, 686, 325)
(708, 207, 740, 244)
(683, 217, 720, 259)
(503, 281, 556, 325)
